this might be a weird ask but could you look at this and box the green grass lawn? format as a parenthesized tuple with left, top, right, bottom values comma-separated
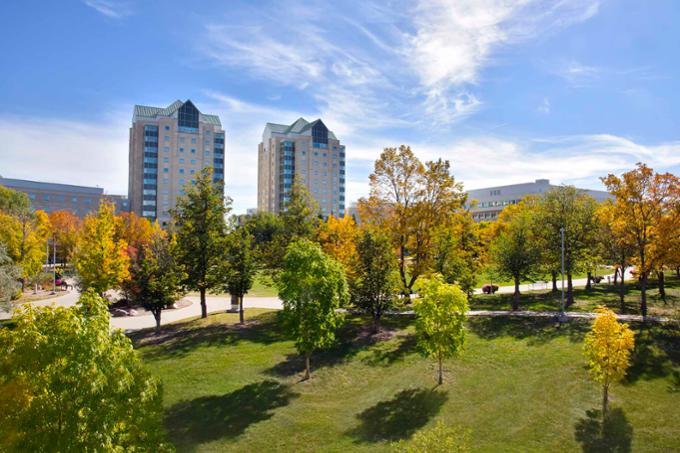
(472, 274, 680, 318)
(133, 309, 680, 452)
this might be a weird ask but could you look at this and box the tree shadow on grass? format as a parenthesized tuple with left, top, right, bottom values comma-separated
(265, 316, 398, 377)
(624, 323, 680, 385)
(467, 316, 589, 346)
(574, 408, 633, 453)
(362, 333, 417, 366)
(130, 311, 287, 360)
(165, 380, 298, 451)
(347, 388, 447, 443)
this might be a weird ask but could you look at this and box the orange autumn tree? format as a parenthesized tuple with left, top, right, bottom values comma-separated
(49, 210, 81, 264)
(601, 163, 680, 318)
(74, 201, 129, 296)
(317, 214, 359, 280)
(358, 146, 465, 297)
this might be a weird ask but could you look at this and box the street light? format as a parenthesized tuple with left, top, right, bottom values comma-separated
(560, 226, 566, 317)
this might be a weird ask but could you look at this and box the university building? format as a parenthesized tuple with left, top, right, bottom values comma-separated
(128, 100, 225, 226)
(0, 177, 128, 217)
(466, 179, 612, 221)
(258, 118, 345, 217)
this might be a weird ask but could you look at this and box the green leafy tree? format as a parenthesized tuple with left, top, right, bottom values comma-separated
(128, 229, 187, 331)
(172, 168, 230, 318)
(244, 211, 285, 270)
(535, 186, 599, 306)
(413, 274, 468, 385)
(281, 175, 320, 241)
(73, 200, 130, 296)
(352, 229, 399, 333)
(0, 291, 171, 451)
(583, 307, 635, 418)
(490, 204, 541, 310)
(395, 420, 470, 453)
(0, 242, 20, 309)
(277, 239, 348, 379)
(221, 226, 256, 324)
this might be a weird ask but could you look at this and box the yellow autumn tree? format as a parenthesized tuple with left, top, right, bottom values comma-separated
(583, 307, 635, 418)
(0, 208, 50, 291)
(317, 214, 359, 279)
(74, 201, 129, 296)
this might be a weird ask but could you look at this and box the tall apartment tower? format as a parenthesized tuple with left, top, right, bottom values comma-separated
(258, 118, 345, 217)
(128, 100, 225, 226)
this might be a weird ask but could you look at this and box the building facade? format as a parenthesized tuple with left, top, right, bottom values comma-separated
(0, 177, 127, 217)
(129, 100, 225, 226)
(466, 179, 613, 221)
(258, 118, 345, 217)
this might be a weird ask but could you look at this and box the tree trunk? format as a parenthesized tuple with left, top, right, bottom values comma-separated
(619, 269, 626, 313)
(438, 355, 443, 385)
(640, 271, 648, 319)
(567, 272, 574, 306)
(613, 267, 618, 285)
(551, 271, 558, 293)
(154, 310, 161, 333)
(199, 287, 207, 318)
(239, 295, 244, 324)
(676, 266, 679, 277)
(372, 313, 380, 335)
(586, 271, 592, 290)
(512, 276, 520, 311)
(602, 381, 609, 420)
(657, 271, 666, 303)
(304, 352, 311, 380)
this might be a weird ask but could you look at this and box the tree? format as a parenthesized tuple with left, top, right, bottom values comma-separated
(413, 274, 468, 385)
(359, 146, 465, 296)
(489, 203, 541, 310)
(352, 229, 399, 333)
(432, 210, 483, 301)
(395, 420, 470, 453)
(317, 214, 359, 279)
(277, 239, 348, 379)
(281, 175, 320, 241)
(73, 200, 130, 296)
(244, 211, 285, 270)
(173, 168, 230, 318)
(0, 243, 20, 309)
(535, 186, 599, 306)
(48, 210, 81, 264)
(601, 164, 680, 318)
(0, 207, 50, 292)
(583, 307, 635, 418)
(221, 226, 256, 324)
(128, 228, 186, 331)
(0, 291, 171, 451)
(597, 202, 635, 310)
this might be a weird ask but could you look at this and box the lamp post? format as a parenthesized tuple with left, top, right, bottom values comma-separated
(560, 226, 566, 318)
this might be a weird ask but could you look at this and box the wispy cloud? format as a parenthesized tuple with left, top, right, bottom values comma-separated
(537, 97, 551, 114)
(198, 0, 600, 129)
(83, 0, 132, 19)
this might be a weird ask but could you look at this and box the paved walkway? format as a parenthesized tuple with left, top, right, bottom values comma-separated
(5, 269, 660, 332)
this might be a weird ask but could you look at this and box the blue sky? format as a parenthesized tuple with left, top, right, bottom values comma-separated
(1, 0, 679, 213)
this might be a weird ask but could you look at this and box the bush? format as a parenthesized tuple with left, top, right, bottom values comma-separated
(394, 421, 470, 453)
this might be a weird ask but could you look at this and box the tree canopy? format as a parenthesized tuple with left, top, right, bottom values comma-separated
(0, 291, 172, 451)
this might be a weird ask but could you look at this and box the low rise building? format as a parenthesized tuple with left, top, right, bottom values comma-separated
(466, 179, 612, 221)
(0, 177, 127, 217)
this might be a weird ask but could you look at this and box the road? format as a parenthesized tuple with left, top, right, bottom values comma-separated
(4, 271, 635, 331)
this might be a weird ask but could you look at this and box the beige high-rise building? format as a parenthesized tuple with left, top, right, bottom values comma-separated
(258, 118, 345, 217)
(128, 100, 225, 226)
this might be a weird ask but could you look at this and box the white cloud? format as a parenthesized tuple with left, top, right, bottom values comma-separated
(0, 113, 129, 195)
(83, 0, 132, 18)
(538, 97, 550, 114)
